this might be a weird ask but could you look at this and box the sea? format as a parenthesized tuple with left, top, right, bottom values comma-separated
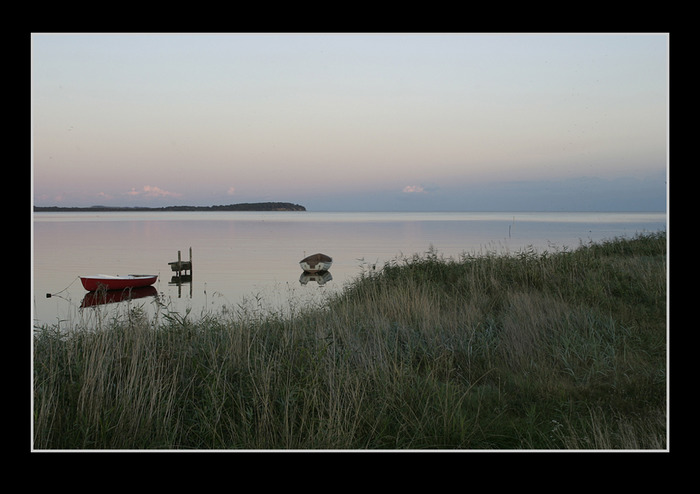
(32, 211, 667, 329)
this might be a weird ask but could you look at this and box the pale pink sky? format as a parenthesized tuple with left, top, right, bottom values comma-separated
(32, 33, 668, 211)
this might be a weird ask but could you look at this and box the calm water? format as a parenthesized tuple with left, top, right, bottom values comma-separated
(32, 211, 666, 328)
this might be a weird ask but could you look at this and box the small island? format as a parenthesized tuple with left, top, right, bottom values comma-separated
(34, 202, 307, 212)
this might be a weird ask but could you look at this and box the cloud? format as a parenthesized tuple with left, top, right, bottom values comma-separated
(227, 187, 236, 195)
(402, 185, 425, 194)
(125, 185, 182, 198)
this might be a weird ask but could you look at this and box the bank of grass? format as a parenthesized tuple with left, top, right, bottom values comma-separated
(33, 232, 667, 450)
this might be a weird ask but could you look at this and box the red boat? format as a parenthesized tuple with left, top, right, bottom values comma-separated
(80, 274, 158, 292)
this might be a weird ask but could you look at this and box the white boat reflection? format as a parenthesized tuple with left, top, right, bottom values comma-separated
(299, 270, 333, 286)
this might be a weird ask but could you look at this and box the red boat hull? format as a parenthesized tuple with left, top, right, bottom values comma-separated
(80, 275, 158, 292)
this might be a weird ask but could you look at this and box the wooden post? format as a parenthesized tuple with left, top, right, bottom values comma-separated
(168, 248, 192, 297)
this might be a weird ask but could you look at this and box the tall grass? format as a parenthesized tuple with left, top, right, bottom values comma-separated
(33, 232, 667, 449)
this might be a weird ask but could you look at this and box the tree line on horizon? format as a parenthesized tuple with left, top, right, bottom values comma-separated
(34, 202, 307, 212)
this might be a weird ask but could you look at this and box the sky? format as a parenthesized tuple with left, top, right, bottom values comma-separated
(31, 33, 668, 212)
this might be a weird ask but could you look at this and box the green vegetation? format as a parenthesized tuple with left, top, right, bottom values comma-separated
(33, 232, 667, 449)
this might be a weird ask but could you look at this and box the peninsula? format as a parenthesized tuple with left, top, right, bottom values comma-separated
(34, 202, 306, 212)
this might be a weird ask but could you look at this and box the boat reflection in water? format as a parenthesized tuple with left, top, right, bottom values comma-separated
(80, 286, 158, 308)
(299, 270, 333, 286)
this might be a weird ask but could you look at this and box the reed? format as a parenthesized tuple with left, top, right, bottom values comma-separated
(33, 232, 667, 450)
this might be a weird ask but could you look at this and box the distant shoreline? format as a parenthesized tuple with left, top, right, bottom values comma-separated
(34, 202, 307, 212)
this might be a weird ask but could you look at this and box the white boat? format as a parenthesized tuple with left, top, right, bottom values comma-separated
(299, 253, 332, 273)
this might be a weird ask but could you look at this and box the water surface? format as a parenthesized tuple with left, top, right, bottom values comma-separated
(32, 211, 666, 328)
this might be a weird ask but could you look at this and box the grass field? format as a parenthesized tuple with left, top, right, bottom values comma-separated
(33, 232, 667, 449)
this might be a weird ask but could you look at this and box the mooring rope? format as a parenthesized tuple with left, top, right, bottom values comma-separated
(45, 276, 81, 299)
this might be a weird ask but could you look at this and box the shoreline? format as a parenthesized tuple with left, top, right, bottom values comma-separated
(33, 202, 306, 213)
(33, 233, 667, 449)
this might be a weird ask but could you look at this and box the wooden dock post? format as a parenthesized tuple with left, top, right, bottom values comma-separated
(169, 247, 193, 298)
(169, 247, 192, 276)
